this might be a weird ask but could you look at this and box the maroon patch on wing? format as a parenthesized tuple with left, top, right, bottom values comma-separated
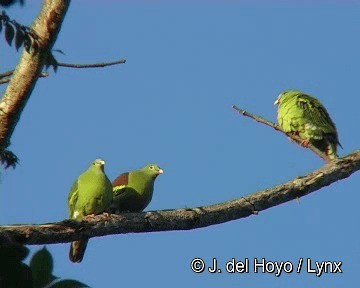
(112, 172, 129, 187)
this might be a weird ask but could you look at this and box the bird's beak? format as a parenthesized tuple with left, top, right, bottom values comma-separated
(274, 98, 279, 105)
(100, 160, 105, 166)
(157, 169, 164, 174)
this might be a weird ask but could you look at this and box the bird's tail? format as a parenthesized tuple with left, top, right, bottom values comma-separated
(312, 139, 338, 160)
(69, 239, 88, 263)
(326, 142, 338, 159)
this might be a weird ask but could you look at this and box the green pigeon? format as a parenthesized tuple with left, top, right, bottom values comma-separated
(67, 159, 113, 263)
(109, 164, 163, 213)
(274, 90, 342, 159)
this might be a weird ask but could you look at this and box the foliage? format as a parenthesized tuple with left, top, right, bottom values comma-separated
(0, 244, 32, 288)
(0, 0, 24, 8)
(0, 10, 59, 71)
(0, 10, 35, 52)
(0, 149, 18, 169)
(0, 246, 89, 288)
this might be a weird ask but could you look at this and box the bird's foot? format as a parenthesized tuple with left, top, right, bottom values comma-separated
(101, 212, 111, 219)
(83, 214, 96, 220)
(286, 131, 299, 143)
(300, 139, 310, 147)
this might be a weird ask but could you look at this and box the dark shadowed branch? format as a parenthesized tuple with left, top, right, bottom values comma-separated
(1, 150, 359, 245)
(57, 58, 126, 68)
(232, 105, 330, 162)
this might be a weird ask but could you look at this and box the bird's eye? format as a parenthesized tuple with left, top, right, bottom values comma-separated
(149, 165, 154, 170)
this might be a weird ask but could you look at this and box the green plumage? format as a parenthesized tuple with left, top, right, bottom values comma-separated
(109, 164, 163, 213)
(275, 90, 341, 159)
(67, 159, 113, 263)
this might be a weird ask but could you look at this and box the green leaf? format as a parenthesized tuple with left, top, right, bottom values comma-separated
(0, 245, 32, 288)
(0, 244, 29, 261)
(52, 49, 65, 55)
(32, 39, 39, 53)
(2, 10, 8, 20)
(5, 22, 14, 46)
(30, 246, 54, 288)
(0, 262, 33, 288)
(0, 0, 25, 7)
(23, 32, 31, 53)
(45, 52, 59, 72)
(15, 25, 24, 50)
(52, 58, 58, 72)
(48, 279, 89, 288)
(0, 149, 19, 169)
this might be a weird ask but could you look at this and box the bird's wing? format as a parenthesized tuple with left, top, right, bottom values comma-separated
(296, 94, 337, 135)
(67, 180, 79, 218)
(112, 172, 129, 196)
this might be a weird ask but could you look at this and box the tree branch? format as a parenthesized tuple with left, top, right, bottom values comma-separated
(232, 105, 330, 162)
(57, 58, 126, 68)
(0, 70, 14, 80)
(0, 0, 70, 152)
(0, 58, 126, 81)
(0, 72, 49, 85)
(1, 150, 359, 245)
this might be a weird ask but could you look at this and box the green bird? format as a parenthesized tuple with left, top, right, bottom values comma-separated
(67, 159, 113, 263)
(109, 164, 163, 213)
(274, 90, 342, 159)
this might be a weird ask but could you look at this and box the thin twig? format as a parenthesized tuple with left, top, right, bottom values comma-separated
(0, 72, 49, 85)
(0, 70, 14, 80)
(232, 104, 329, 162)
(0, 58, 126, 80)
(57, 58, 126, 68)
(0, 78, 12, 85)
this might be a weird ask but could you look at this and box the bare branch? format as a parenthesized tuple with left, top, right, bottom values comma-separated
(0, 58, 126, 81)
(0, 72, 49, 85)
(0, 70, 14, 80)
(232, 105, 330, 162)
(1, 151, 359, 245)
(57, 58, 126, 68)
(0, 0, 71, 152)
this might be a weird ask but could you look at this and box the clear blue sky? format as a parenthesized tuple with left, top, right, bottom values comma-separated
(1, 1, 360, 287)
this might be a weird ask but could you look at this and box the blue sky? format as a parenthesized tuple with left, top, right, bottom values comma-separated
(1, 1, 360, 287)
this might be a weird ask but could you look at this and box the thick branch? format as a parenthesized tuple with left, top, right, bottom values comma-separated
(1, 150, 359, 245)
(0, 0, 70, 151)
(232, 105, 330, 162)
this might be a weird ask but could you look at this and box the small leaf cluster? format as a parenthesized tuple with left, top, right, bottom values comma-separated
(0, 149, 18, 169)
(0, 0, 25, 8)
(0, 246, 89, 288)
(1, 10, 60, 72)
(0, 244, 32, 288)
(0, 10, 38, 52)
(45, 51, 59, 72)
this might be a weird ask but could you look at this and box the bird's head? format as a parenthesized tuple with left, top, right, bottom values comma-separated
(92, 158, 105, 172)
(274, 90, 302, 106)
(141, 164, 164, 178)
